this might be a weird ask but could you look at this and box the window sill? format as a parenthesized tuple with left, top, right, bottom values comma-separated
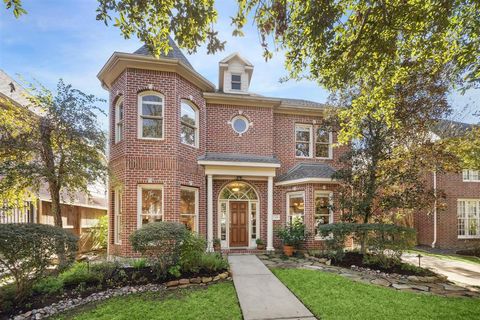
(137, 137, 164, 141)
(295, 156, 313, 159)
(462, 180, 480, 183)
(315, 157, 333, 160)
(458, 236, 480, 239)
(181, 142, 199, 149)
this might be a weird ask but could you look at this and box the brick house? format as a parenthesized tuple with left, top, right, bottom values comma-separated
(98, 40, 349, 256)
(98, 40, 479, 256)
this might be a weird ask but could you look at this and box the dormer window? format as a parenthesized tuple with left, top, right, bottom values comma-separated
(231, 74, 242, 90)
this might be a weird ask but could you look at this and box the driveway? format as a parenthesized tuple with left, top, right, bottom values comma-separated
(402, 252, 480, 287)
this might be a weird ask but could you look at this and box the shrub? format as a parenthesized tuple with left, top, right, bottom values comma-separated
(132, 258, 147, 269)
(198, 253, 229, 272)
(317, 223, 416, 265)
(0, 223, 78, 299)
(256, 238, 264, 245)
(276, 219, 310, 248)
(32, 276, 64, 295)
(179, 233, 206, 273)
(129, 222, 188, 278)
(60, 262, 102, 287)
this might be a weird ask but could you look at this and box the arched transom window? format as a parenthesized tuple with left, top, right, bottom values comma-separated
(219, 182, 258, 200)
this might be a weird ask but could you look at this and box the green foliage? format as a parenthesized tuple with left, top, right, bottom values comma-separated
(88, 215, 108, 250)
(60, 262, 102, 287)
(0, 223, 78, 299)
(178, 233, 206, 274)
(129, 221, 188, 278)
(255, 238, 264, 245)
(96, 0, 224, 57)
(197, 253, 229, 273)
(3, 0, 27, 18)
(276, 219, 310, 248)
(317, 223, 416, 264)
(132, 258, 147, 269)
(0, 80, 107, 228)
(32, 276, 64, 295)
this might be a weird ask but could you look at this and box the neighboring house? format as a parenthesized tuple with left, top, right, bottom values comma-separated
(415, 120, 480, 250)
(98, 39, 348, 256)
(0, 69, 108, 252)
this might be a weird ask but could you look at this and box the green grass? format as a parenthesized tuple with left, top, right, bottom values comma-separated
(273, 268, 480, 320)
(54, 282, 242, 320)
(407, 249, 480, 265)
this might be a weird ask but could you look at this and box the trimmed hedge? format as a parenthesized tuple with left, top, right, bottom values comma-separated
(317, 223, 416, 265)
(0, 223, 78, 299)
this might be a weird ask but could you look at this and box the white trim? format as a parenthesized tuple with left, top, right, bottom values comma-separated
(295, 124, 313, 158)
(230, 115, 251, 135)
(275, 177, 336, 186)
(180, 100, 199, 148)
(198, 160, 281, 168)
(114, 97, 124, 143)
(207, 175, 214, 251)
(462, 169, 480, 182)
(180, 186, 199, 232)
(286, 191, 305, 224)
(314, 190, 333, 240)
(137, 184, 164, 229)
(114, 187, 122, 244)
(137, 91, 165, 140)
(267, 176, 274, 251)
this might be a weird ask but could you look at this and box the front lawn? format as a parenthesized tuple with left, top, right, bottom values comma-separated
(273, 268, 480, 320)
(54, 282, 242, 320)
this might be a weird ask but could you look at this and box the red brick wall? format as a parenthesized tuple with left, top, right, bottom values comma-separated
(415, 171, 480, 250)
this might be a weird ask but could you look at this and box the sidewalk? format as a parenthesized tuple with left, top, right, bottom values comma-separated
(228, 255, 316, 320)
(402, 252, 480, 287)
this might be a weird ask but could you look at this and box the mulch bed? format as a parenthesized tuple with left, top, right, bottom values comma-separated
(331, 252, 435, 276)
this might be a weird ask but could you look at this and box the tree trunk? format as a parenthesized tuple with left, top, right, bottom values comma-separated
(49, 182, 62, 227)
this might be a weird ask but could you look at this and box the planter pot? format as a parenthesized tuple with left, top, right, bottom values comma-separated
(283, 245, 294, 257)
(257, 244, 266, 250)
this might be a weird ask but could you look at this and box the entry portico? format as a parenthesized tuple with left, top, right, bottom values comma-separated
(198, 152, 280, 252)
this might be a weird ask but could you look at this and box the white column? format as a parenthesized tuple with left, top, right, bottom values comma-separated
(267, 176, 274, 251)
(207, 174, 214, 252)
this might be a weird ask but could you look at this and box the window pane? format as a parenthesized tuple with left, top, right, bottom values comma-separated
(232, 74, 241, 82)
(141, 189, 162, 217)
(296, 128, 310, 142)
(316, 143, 329, 158)
(181, 103, 196, 126)
(142, 215, 162, 225)
(142, 95, 162, 103)
(180, 189, 196, 215)
(142, 118, 163, 138)
(316, 129, 329, 143)
(288, 194, 304, 223)
(118, 103, 123, 120)
(233, 118, 247, 133)
(296, 143, 310, 157)
(142, 103, 163, 117)
(251, 202, 257, 239)
(181, 124, 196, 146)
(180, 215, 195, 231)
(232, 82, 241, 90)
(220, 202, 227, 240)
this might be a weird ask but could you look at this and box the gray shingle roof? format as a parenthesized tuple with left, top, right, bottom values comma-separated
(279, 98, 326, 108)
(276, 163, 336, 182)
(198, 152, 280, 164)
(134, 37, 194, 69)
(432, 119, 475, 139)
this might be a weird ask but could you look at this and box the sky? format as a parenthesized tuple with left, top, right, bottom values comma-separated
(1, 0, 478, 130)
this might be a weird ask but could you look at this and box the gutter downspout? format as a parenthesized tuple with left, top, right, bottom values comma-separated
(431, 170, 437, 248)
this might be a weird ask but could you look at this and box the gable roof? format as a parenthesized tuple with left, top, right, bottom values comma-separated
(219, 52, 254, 67)
(276, 163, 336, 184)
(431, 119, 476, 139)
(133, 36, 194, 69)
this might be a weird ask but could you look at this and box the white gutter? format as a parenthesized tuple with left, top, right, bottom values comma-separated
(431, 170, 437, 248)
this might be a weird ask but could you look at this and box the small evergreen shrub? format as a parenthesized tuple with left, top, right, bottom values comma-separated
(179, 233, 206, 273)
(129, 222, 188, 278)
(0, 223, 78, 299)
(60, 262, 102, 287)
(276, 219, 310, 248)
(32, 276, 64, 295)
(132, 258, 147, 269)
(198, 253, 229, 272)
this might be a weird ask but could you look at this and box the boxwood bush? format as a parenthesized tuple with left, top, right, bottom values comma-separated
(317, 223, 416, 266)
(0, 223, 78, 299)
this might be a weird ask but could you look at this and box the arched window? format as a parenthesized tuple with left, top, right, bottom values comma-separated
(138, 91, 164, 139)
(114, 97, 123, 143)
(180, 100, 198, 147)
(219, 182, 258, 200)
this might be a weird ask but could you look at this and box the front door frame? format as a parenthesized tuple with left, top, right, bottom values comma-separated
(229, 201, 249, 247)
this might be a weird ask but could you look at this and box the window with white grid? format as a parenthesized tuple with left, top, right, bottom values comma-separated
(458, 200, 480, 238)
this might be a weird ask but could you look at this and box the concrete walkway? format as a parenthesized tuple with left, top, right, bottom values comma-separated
(228, 255, 316, 320)
(402, 252, 480, 287)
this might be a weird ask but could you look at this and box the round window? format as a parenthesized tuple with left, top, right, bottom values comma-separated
(231, 116, 249, 134)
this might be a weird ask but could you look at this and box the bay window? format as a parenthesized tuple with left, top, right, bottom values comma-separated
(287, 191, 305, 224)
(138, 92, 163, 139)
(315, 191, 333, 237)
(138, 185, 163, 227)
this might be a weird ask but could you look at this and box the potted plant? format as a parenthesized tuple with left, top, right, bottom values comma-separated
(256, 238, 266, 250)
(276, 219, 309, 256)
(213, 238, 221, 252)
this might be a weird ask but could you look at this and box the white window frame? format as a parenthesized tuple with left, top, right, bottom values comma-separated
(137, 91, 164, 140)
(230, 115, 250, 135)
(286, 191, 305, 224)
(114, 187, 122, 244)
(180, 100, 199, 148)
(114, 97, 124, 143)
(463, 169, 480, 182)
(458, 199, 480, 239)
(314, 191, 333, 240)
(180, 186, 199, 232)
(137, 184, 164, 228)
(295, 124, 313, 158)
(315, 128, 333, 159)
(231, 74, 242, 90)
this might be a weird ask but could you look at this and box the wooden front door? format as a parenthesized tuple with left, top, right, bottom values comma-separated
(230, 201, 248, 247)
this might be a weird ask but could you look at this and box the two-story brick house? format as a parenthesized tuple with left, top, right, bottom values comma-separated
(98, 39, 347, 256)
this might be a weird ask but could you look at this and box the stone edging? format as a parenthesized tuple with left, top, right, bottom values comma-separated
(11, 271, 232, 320)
